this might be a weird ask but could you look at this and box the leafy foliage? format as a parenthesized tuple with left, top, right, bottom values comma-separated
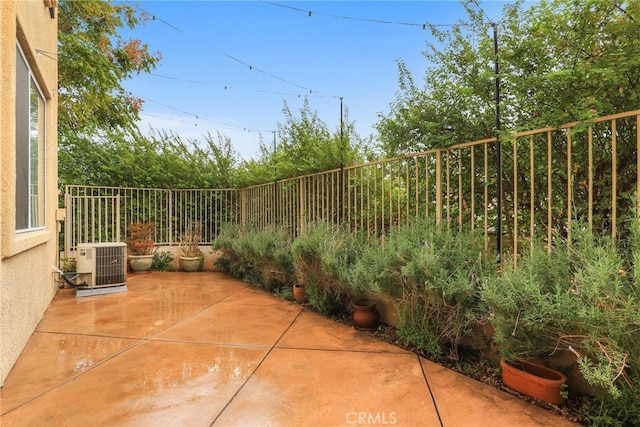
(125, 222, 156, 255)
(58, 0, 160, 135)
(152, 251, 174, 272)
(213, 224, 295, 290)
(377, 0, 640, 156)
(59, 129, 238, 190)
(236, 100, 368, 187)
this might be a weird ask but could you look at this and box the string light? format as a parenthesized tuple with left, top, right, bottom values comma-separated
(132, 3, 331, 96)
(259, 1, 449, 28)
(35, 49, 58, 61)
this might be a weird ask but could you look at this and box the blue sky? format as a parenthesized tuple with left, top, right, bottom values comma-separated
(122, 1, 519, 160)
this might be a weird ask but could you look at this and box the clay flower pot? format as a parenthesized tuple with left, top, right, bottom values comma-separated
(293, 284, 307, 304)
(500, 359, 567, 405)
(352, 298, 380, 331)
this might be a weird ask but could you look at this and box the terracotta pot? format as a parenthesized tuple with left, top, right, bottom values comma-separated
(129, 254, 154, 272)
(180, 256, 202, 272)
(293, 284, 307, 304)
(352, 298, 380, 331)
(500, 359, 567, 405)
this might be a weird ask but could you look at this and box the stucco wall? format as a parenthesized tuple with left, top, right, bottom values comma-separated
(1, 0, 58, 385)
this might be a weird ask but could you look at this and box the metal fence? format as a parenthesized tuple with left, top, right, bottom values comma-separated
(64, 109, 640, 257)
(64, 186, 241, 253)
(242, 109, 640, 255)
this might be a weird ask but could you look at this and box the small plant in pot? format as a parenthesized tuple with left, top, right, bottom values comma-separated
(179, 222, 203, 272)
(59, 257, 78, 287)
(125, 222, 157, 272)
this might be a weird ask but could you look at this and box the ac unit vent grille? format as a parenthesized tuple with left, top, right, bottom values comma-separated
(95, 245, 126, 286)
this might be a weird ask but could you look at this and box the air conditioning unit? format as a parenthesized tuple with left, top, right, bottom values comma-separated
(75, 242, 128, 297)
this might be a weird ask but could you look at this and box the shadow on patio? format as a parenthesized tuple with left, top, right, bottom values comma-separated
(0, 272, 578, 426)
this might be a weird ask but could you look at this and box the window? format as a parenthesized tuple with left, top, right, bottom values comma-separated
(15, 45, 45, 231)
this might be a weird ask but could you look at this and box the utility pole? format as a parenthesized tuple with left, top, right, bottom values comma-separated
(339, 97, 345, 224)
(492, 22, 502, 260)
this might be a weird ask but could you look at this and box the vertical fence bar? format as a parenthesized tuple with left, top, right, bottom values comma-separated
(435, 151, 442, 225)
(471, 147, 475, 231)
(547, 131, 553, 249)
(513, 138, 518, 261)
(446, 150, 451, 225)
(484, 145, 489, 248)
(611, 119, 617, 240)
(588, 126, 593, 231)
(637, 115, 640, 218)
(567, 130, 573, 243)
(529, 135, 535, 253)
(458, 149, 463, 230)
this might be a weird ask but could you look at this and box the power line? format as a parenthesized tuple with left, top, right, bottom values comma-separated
(131, 3, 184, 33)
(471, 0, 495, 25)
(147, 73, 207, 85)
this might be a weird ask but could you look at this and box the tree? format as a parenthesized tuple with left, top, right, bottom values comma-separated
(377, 0, 640, 156)
(57, 0, 161, 192)
(236, 99, 367, 187)
(58, 0, 160, 135)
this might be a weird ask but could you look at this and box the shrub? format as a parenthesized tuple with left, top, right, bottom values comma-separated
(152, 251, 174, 271)
(212, 223, 295, 290)
(212, 223, 245, 278)
(125, 222, 156, 255)
(292, 223, 366, 315)
(351, 218, 495, 359)
(483, 224, 640, 425)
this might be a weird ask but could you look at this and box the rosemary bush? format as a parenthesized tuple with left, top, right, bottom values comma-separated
(351, 218, 495, 359)
(291, 223, 366, 315)
(483, 224, 639, 425)
(212, 223, 295, 290)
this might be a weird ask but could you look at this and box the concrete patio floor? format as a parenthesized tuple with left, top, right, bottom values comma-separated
(0, 272, 579, 426)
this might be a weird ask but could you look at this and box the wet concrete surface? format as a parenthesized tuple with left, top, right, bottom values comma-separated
(0, 272, 579, 426)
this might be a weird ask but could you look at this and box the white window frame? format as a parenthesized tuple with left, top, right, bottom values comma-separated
(15, 43, 46, 233)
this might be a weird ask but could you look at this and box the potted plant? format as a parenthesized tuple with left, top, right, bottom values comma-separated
(179, 222, 203, 272)
(125, 222, 157, 272)
(59, 257, 78, 287)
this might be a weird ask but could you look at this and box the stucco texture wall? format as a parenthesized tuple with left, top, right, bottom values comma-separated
(1, 0, 59, 385)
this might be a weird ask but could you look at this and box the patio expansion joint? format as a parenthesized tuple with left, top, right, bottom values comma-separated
(273, 345, 410, 355)
(209, 307, 306, 427)
(418, 355, 444, 427)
